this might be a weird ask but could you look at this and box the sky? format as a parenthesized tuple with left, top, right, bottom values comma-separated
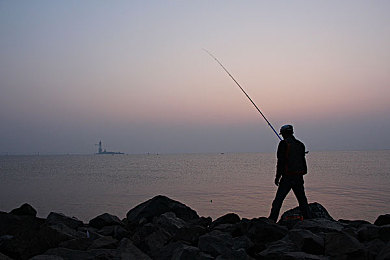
(1, 1, 389, 154)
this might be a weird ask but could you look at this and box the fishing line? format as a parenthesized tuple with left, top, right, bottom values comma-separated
(203, 49, 282, 141)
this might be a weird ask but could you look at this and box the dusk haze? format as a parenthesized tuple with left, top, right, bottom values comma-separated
(1, 1, 389, 155)
(1, 2, 390, 259)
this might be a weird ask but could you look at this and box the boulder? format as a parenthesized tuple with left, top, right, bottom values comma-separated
(0, 252, 13, 260)
(171, 244, 202, 260)
(118, 238, 152, 260)
(32, 247, 119, 259)
(198, 230, 234, 257)
(232, 235, 254, 251)
(281, 251, 329, 260)
(364, 239, 386, 259)
(154, 212, 187, 235)
(288, 229, 324, 255)
(97, 225, 128, 240)
(257, 237, 299, 259)
(242, 217, 288, 245)
(58, 237, 93, 250)
(9, 203, 37, 217)
(375, 214, 390, 226)
(126, 195, 199, 226)
(47, 212, 83, 229)
(89, 213, 123, 229)
(377, 241, 390, 260)
(88, 236, 118, 250)
(324, 231, 366, 259)
(189, 216, 212, 228)
(358, 224, 380, 242)
(338, 219, 371, 229)
(0, 213, 46, 259)
(379, 225, 390, 242)
(293, 219, 343, 234)
(145, 229, 172, 255)
(36, 223, 85, 249)
(211, 213, 240, 228)
(0, 212, 44, 236)
(280, 202, 334, 223)
(173, 225, 207, 245)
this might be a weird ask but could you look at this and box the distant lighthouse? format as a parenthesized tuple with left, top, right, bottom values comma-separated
(96, 140, 124, 155)
(98, 141, 103, 154)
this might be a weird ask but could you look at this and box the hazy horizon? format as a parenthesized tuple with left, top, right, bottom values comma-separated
(1, 1, 389, 155)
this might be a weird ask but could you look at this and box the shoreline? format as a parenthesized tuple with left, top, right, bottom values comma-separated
(1, 195, 389, 259)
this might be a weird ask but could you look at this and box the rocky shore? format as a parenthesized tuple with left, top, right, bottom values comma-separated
(0, 195, 389, 259)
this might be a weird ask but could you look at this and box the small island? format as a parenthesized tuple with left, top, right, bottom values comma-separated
(96, 140, 124, 155)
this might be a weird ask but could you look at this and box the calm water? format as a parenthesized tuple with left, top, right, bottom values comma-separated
(0, 151, 389, 223)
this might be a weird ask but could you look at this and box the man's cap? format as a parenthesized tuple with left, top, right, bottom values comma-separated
(279, 124, 293, 134)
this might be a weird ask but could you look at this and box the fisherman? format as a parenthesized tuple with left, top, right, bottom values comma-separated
(268, 124, 312, 222)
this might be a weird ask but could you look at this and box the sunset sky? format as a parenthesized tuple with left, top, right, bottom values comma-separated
(1, 1, 389, 154)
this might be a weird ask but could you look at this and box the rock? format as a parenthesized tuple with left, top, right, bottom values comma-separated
(78, 226, 102, 240)
(97, 225, 129, 240)
(89, 213, 123, 229)
(198, 230, 234, 257)
(324, 231, 366, 259)
(216, 248, 253, 260)
(171, 244, 201, 260)
(154, 212, 187, 235)
(358, 224, 380, 242)
(293, 219, 343, 234)
(281, 251, 329, 260)
(58, 237, 93, 250)
(30, 255, 64, 260)
(88, 236, 118, 249)
(379, 225, 390, 242)
(288, 229, 324, 255)
(0, 252, 14, 260)
(47, 212, 83, 229)
(145, 229, 172, 255)
(211, 213, 240, 228)
(232, 235, 254, 251)
(38, 223, 85, 247)
(375, 214, 390, 226)
(33, 247, 119, 259)
(0, 213, 46, 259)
(189, 216, 212, 228)
(258, 237, 299, 259)
(9, 203, 37, 217)
(377, 241, 390, 260)
(212, 223, 237, 234)
(280, 202, 334, 222)
(243, 217, 288, 245)
(174, 225, 207, 245)
(364, 239, 386, 259)
(126, 195, 199, 226)
(338, 219, 371, 229)
(118, 238, 152, 259)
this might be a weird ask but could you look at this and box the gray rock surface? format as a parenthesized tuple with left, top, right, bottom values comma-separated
(89, 213, 123, 229)
(9, 203, 37, 217)
(126, 195, 199, 226)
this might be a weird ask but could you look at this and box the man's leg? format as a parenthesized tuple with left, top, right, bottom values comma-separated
(269, 177, 292, 222)
(291, 176, 312, 219)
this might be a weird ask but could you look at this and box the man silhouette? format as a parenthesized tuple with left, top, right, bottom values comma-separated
(269, 124, 311, 222)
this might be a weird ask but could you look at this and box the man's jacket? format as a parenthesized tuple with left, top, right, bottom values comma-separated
(276, 136, 307, 179)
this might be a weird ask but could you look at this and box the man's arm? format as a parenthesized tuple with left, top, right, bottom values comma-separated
(275, 140, 287, 185)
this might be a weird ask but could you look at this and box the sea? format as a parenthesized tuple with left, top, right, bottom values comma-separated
(0, 150, 389, 223)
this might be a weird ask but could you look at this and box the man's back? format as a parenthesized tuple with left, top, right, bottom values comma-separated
(277, 136, 307, 177)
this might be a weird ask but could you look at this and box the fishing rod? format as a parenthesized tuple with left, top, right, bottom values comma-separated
(203, 49, 282, 141)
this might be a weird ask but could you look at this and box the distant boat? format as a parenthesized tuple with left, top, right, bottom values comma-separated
(96, 141, 124, 155)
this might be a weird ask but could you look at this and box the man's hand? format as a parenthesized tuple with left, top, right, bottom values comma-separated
(274, 177, 280, 186)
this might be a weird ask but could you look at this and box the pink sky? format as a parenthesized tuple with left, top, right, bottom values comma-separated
(0, 1, 389, 154)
